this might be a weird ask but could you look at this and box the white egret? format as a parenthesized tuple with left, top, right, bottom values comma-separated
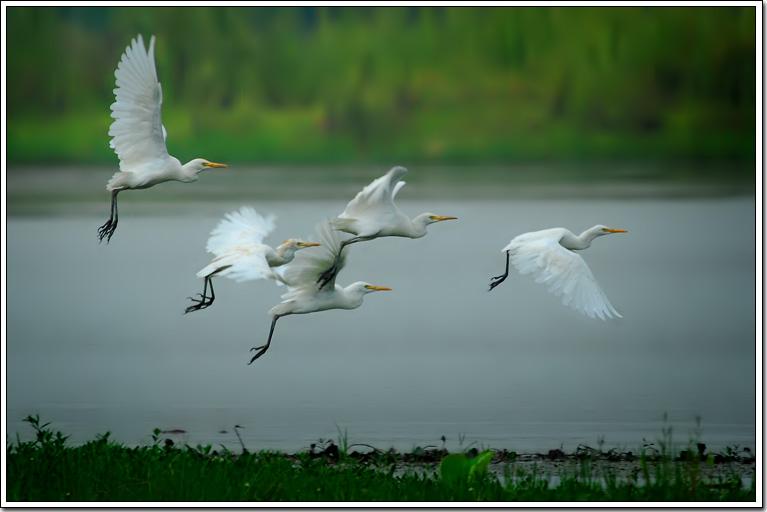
(317, 166, 457, 285)
(489, 225, 627, 320)
(185, 207, 320, 314)
(249, 220, 391, 364)
(98, 34, 227, 243)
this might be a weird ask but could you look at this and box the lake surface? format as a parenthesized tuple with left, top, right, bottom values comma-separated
(6, 179, 756, 453)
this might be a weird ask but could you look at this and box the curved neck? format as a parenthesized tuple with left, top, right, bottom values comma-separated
(180, 161, 202, 179)
(561, 227, 601, 250)
(268, 245, 296, 266)
(407, 214, 431, 238)
(339, 286, 366, 309)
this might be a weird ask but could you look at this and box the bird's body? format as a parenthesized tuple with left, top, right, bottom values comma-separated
(249, 221, 391, 364)
(185, 207, 319, 314)
(332, 166, 457, 240)
(317, 166, 456, 286)
(489, 225, 627, 320)
(98, 34, 226, 243)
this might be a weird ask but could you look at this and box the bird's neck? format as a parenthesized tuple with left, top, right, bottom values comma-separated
(340, 286, 366, 309)
(180, 161, 201, 181)
(562, 228, 601, 250)
(407, 214, 431, 238)
(274, 245, 296, 262)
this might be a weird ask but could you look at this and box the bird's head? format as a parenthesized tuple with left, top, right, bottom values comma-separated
(416, 213, 458, 227)
(184, 158, 228, 175)
(277, 239, 321, 255)
(593, 225, 628, 238)
(349, 282, 393, 295)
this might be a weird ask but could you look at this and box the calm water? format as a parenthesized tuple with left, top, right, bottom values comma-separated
(7, 194, 756, 452)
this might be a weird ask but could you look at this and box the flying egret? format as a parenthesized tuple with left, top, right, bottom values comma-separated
(489, 225, 627, 320)
(317, 166, 457, 286)
(98, 34, 227, 243)
(249, 220, 391, 364)
(185, 207, 320, 314)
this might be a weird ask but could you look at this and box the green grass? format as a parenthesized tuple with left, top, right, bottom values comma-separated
(5, 416, 756, 502)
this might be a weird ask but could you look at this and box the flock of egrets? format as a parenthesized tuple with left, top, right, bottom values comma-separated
(99, 35, 627, 363)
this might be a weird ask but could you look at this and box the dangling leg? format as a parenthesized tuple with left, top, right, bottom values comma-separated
(316, 236, 374, 288)
(97, 190, 120, 243)
(249, 315, 281, 364)
(488, 251, 510, 291)
(185, 276, 215, 314)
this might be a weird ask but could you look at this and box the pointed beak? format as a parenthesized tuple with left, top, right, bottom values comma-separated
(606, 228, 627, 233)
(364, 285, 392, 292)
(203, 161, 228, 169)
(298, 242, 321, 248)
(429, 215, 458, 222)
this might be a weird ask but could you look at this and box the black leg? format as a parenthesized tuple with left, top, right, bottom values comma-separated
(97, 190, 120, 243)
(185, 276, 215, 314)
(249, 316, 281, 364)
(488, 251, 510, 291)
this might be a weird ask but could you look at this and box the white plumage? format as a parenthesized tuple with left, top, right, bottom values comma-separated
(491, 225, 627, 320)
(249, 220, 391, 364)
(98, 34, 227, 243)
(185, 207, 319, 314)
(108, 34, 167, 173)
(198, 207, 277, 283)
(317, 166, 456, 287)
(332, 166, 457, 240)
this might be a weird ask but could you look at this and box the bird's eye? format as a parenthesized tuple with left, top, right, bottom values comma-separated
(601, 228, 610, 232)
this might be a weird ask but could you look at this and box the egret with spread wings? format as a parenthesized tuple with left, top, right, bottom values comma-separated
(249, 220, 391, 364)
(185, 207, 320, 314)
(489, 225, 627, 320)
(318, 166, 457, 286)
(99, 34, 227, 243)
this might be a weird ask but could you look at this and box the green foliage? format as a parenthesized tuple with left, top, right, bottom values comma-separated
(6, 6, 756, 166)
(439, 450, 493, 486)
(6, 419, 756, 502)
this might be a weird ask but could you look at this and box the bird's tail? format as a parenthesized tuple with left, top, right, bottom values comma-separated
(106, 172, 130, 191)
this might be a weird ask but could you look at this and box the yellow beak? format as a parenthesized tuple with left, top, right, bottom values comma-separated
(429, 215, 458, 222)
(365, 285, 392, 291)
(203, 161, 228, 169)
(606, 228, 627, 233)
(298, 242, 321, 248)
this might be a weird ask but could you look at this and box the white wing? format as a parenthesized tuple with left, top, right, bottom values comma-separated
(108, 34, 169, 171)
(197, 207, 277, 282)
(507, 232, 622, 320)
(339, 166, 408, 220)
(280, 220, 346, 299)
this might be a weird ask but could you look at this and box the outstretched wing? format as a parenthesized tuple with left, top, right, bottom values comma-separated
(508, 233, 621, 320)
(197, 207, 277, 282)
(280, 220, 346, 298)
(108, 34, 169, 172)
(339, 166, 408, 219)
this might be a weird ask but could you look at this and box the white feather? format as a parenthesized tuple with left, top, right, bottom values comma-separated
(505, 229, 622, 320)
(336, 167, 409, 235)
(108, 34, 169, 172)
(280, 220, 346, 301)
(198, 207, 277, 282)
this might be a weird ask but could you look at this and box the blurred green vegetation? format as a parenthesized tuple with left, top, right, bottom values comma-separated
(7, 7, 756, 170)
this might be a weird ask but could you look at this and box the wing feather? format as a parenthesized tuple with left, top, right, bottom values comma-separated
(108, 34, 169, 171)
(280, 220, 346, 299)
(339, 166, 408, 219)
(508, 233, 621, 320)
(197, 207, 277, 282)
